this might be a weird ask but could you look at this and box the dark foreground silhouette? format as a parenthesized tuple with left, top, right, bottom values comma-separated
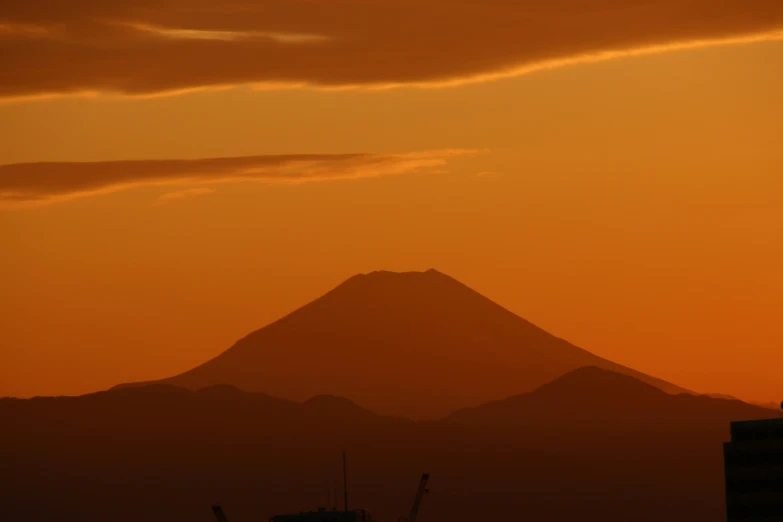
(115, 269, 687, 419)
(723, 415, 783, 521)
(2, 367, 775, 522)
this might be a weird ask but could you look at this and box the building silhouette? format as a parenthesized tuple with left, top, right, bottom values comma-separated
(269, 508, 374, 522)
(723, 406, 783, 521)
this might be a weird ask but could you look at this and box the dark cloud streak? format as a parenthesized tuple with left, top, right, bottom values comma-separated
(0, 150, 477, 207)
(0, 0, 781, 99)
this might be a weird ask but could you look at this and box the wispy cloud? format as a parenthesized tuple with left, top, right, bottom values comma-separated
(0, 149, 479, 208)
(125, 23, 330, 44)
(0, 0, 780, 100)
(156, 187, 216, 204)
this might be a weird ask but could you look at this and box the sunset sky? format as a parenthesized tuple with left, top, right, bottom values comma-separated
(1, 0, 782, 405)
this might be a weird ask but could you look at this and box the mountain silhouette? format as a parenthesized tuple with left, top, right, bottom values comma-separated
(115, 269, 687, 419)
(3, 368, 775, 522)
(447, 366, 770, 433)
(446, 366, 670, 425)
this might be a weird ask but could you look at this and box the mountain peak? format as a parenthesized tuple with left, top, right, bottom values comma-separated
(533, 366, 667, 398)
(196, 384, 246, 396)
(303, 394, 361, 408)
(522, 366, 672, 412)
(340, 268, 452, 286)
(363, 268, 443, 276)
(114, 269, 687, 419)
(446, 366, 774, 431)
(302, 394, 380, 419)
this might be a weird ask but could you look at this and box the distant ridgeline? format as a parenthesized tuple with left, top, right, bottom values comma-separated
(2, 366, 778, 522)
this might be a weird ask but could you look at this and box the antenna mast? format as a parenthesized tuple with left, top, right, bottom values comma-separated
(343, 451, 349, 512)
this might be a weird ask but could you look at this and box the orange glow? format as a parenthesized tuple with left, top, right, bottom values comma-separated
(1, 34, 782, 409)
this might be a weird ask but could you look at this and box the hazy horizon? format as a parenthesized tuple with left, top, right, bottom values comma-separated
(2, 0, 782, 409)
(3, 263, 782, 406)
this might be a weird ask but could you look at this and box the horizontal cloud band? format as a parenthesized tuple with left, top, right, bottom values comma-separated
(0, 150, 478, 206)
(0, 0, 781, 99)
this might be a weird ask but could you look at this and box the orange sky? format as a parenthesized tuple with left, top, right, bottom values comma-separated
(1, 6, 782, 405)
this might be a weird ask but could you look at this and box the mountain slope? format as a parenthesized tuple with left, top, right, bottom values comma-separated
(3, 369, 776, 522)
(115, 269, 687, 419)
(447, 366, 771, 432)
